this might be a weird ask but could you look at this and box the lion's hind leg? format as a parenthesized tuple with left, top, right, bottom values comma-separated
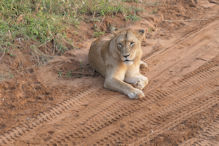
(140, 60, 148, 69)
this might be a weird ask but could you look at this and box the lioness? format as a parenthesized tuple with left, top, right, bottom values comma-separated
(88, 29, 148, 99)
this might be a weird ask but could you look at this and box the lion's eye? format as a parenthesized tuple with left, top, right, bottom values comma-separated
(130, 42, 135, 47)
(117, 43, 123, 48)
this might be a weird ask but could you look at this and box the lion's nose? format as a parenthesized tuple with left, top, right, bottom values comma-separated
(123, 54, 130, 58)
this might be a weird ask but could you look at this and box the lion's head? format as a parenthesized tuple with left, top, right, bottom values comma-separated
(110, 29, 145, 65)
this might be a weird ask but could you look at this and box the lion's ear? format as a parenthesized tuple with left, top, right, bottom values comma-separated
(135, 29, 145, 41)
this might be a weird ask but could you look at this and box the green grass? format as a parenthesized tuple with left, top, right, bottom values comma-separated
(0, 73, 14, 82)
(126, 14, 140, 21)
(80, 0, 126, 16)
(151, 8, 158, 14)
(0, 0, 142, 56)
(122, 0, 140, 2)
(0, 0, 65, 53)
(125, 6, 142, 21)
(93, 31, 105, 38)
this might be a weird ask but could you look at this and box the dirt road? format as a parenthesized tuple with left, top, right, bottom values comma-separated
(0, 2, 219, 146)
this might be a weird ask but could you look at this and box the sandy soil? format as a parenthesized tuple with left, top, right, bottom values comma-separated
(0, 0, 219, 145)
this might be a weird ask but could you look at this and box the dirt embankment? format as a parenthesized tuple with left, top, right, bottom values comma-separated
(0, 0, 219, 145)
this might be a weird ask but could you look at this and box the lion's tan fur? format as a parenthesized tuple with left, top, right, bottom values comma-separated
(88, 29, 148, 99)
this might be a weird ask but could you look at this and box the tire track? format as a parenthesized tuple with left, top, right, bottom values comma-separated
(134, 94, 219, 145)
(179, 117, 219, 146)
(142, 19, 219, 90)
(142, 17, 218, 62)
(91, 91, 218, 145)
(77, 57, 219, 144)
(0, 86, 100, 145)
(8, 58, 216, 145)
(46, 57, 219, 145)
(90, 89, 218, 145)
(11, 49, 219, 145)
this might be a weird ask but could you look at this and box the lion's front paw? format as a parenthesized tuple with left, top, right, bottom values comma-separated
(134, 76, 148, 90)
(128, 88, 145, 99)
(134, 77, 149, 90)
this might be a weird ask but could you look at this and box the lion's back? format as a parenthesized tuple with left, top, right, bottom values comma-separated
(88, 38, 110, 76)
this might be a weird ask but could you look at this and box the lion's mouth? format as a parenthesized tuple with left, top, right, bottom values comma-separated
(121, 57, 134, 64)
(123, 59, 133, 65)
(124, 59, 133, 63)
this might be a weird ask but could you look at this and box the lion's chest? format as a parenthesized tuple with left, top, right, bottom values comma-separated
(113, 63, 128, 80)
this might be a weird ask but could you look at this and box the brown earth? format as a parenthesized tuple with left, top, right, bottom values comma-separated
(0, 0, 219, 145)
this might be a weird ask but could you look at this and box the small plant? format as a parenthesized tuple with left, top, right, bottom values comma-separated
(148, 27, 153, 33)
(122, 0, 140, 2)
(66, 71, 72, 78)
(126, 14, 140, 21)
(151, 8, 158, 14)
(145, 2, 160, 7)
(0, 73, 14, 82)
(125, 6, 142, 21)
(58, 71, 63, 78)
(93, 31, 105, 38)
(8, 53, 16, 57)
